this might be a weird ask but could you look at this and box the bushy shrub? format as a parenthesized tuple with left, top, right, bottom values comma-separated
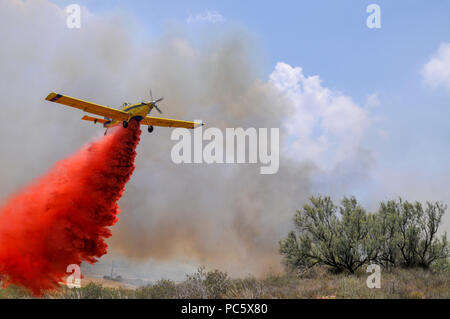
(378, 199, 449, 268)
(177, 267, 230, 298)
(280, 196, 450, 273)
(78, 283, 103, 299)
(134, 279, 177, 299)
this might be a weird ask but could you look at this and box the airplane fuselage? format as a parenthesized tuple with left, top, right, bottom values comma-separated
(104, 103, 151, 128)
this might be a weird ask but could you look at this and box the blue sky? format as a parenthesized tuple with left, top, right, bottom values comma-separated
(51, 0, 450, 98)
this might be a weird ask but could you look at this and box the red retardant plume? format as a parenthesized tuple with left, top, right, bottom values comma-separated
(0, 120, 141, 296)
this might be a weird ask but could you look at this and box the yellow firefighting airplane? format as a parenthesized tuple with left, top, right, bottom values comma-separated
(45, 91, 204, 134)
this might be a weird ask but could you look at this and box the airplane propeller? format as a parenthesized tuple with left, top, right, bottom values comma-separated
(149, 89, 163, 114)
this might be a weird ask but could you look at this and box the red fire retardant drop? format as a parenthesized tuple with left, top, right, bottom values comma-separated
(0, 120, 141, 295)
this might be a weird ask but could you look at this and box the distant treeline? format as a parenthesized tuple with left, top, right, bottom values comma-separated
(280, 196, 450, 273)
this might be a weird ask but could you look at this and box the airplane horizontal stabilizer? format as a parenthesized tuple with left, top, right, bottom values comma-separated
(81, 115, 108, 124)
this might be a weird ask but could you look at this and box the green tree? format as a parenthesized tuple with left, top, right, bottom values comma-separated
(280, 196, 450, 273)
(374, 201, 401, 269)
(280, 196, 376, 273)
(380, 199, 449, 268)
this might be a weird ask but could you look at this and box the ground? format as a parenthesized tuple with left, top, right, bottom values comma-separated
(0, 267, 449, 299)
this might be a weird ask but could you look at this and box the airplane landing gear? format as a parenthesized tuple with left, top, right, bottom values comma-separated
(123, 121, 128, 128)
(148, 125, 154, 133)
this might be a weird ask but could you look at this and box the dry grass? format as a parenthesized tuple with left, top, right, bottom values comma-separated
(1, 267, 449, 299)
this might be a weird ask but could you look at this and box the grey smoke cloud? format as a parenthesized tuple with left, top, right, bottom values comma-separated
(0, 0, 313, 276)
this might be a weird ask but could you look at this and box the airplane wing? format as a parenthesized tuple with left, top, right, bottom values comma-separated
(45, 92, 128, 121)
(141, 116, 204, 129)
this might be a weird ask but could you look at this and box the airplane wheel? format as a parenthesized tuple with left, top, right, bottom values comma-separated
(148, 125, 154, 133)
(123, 121, 128, 128)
